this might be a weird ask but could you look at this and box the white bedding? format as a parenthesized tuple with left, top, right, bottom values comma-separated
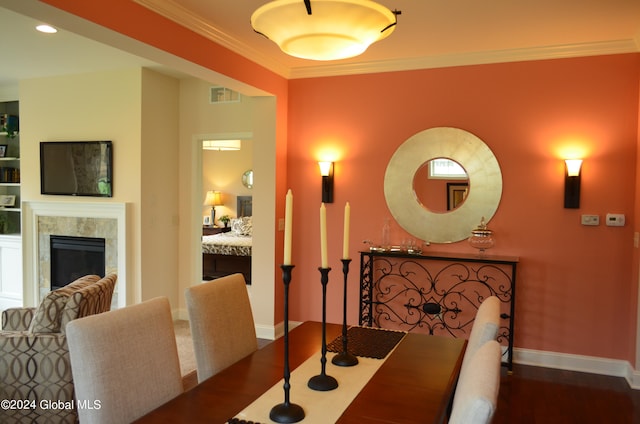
(202, 233, 252, 256)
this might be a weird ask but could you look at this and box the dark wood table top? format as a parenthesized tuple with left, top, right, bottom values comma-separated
(134, 321, 466, 424)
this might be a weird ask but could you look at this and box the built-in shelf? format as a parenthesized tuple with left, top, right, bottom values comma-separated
(0, 101, 20, 236)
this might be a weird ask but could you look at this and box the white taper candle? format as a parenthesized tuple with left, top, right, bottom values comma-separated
(343, 202, 350, 259)
(320, 202, 328, 268)
(283, 189, 293, 265)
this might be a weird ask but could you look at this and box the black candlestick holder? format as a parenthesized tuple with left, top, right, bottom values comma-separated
(308, 267, 339, 391)
(331, 259, 359, 367)
(270, 265, 305, 423)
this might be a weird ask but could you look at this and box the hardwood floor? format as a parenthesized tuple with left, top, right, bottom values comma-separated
(494, 364, 640, 423)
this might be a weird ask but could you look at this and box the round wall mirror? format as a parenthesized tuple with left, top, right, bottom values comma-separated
(384, 127, 502, 243)
(242, 169, 254, 189)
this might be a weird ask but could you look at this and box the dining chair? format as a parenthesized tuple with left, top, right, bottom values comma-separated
(449, 340, 502, 424)
(66, 297, 183, 424)
(186, 273, 258, 382)
(461, 296, 500, 374)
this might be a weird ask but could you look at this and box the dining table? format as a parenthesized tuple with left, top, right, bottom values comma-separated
(134, 321, 466, 424)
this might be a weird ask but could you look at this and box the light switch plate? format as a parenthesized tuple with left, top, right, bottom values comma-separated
(581, 215, 599, 226)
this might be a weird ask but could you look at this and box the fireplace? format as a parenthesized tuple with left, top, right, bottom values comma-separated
(24, 201, 126, 309)
(50, 235, 106, 291)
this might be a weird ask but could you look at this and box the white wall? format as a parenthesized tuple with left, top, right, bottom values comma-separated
(19, 68, 181, 308)
(177, 78, 278, 337)
(140, 68, 180, 302)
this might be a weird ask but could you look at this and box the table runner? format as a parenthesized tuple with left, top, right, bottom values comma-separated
(234, 328, 406, 424)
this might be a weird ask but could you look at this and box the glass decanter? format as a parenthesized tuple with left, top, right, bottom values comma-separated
(468, 217, 495, 254)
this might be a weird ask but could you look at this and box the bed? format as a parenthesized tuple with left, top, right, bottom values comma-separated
(202, 196, 252, 284)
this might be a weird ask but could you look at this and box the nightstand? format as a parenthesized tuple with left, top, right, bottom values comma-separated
(203, 226, 231, 236)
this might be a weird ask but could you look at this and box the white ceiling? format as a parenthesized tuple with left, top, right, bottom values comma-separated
(1, 0, 640, 90)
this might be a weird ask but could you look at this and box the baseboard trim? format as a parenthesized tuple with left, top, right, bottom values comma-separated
(513, 347, 638, 389)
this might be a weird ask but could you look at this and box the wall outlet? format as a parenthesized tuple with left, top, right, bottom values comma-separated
(581, 215, 599, 226)
(606, 213, 625, 227)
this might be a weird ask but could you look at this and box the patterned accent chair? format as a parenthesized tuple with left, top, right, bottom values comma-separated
(0, 273, 117, 424)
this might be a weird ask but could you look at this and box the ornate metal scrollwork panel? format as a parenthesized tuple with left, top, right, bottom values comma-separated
(359, 252, 517, 369)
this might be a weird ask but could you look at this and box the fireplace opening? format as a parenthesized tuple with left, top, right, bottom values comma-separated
(50, 235, 105, 291)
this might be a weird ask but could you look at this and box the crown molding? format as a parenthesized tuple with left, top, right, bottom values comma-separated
(134, 0, 292, 78)
(136, 1, 640, 81)
(288, 39, 640, 79)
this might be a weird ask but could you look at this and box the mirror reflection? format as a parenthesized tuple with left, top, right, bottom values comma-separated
(413, 158, 469, 213)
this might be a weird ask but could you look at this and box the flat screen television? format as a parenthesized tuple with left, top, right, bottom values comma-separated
(40, 141, 113, 197)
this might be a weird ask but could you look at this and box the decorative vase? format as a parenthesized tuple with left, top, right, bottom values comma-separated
(468, 217, 495, 254)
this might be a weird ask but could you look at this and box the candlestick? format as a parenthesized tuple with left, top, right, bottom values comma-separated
(283, 189, 293, 265)
(320, 203, 328, 268)
(308, 267, 338, 391)
(332, 259, 358, 367)
(342, 202, 350, 259)
(270, 265, 305, 423)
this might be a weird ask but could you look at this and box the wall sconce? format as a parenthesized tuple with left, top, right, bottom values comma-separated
(564, 159, 582, 209)
(203, 191, 224, 225)
(318, 161, 334, 203)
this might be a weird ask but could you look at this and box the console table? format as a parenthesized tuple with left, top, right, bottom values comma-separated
(359, 250, 518, 370)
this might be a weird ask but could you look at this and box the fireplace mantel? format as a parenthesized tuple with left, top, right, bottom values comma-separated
(23, 201, 128, 308)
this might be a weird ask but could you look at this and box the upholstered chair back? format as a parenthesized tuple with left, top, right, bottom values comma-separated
(67, 297, 183, 424)
(449, 340, 502, 424)
(186, 273, 258, 382)
(460, 296, 500, 376)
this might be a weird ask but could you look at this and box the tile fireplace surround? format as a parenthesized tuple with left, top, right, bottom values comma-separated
(23, 201, 127, 309)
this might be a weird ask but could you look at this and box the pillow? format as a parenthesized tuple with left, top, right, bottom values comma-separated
(230, 218, 242, 235)
(231, 216, 252, 235)
(28, 291, 69, 333)
(28, 275, 100, 333)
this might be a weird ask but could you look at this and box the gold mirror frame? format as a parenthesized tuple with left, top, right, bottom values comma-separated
(384, 127, 502, 243)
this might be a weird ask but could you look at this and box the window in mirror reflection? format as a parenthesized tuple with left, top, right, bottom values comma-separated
(428, 158, 467, 179)
(414, 158, 469, 213)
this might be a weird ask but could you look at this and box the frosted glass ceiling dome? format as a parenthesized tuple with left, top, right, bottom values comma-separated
(251, 0, 399, 61)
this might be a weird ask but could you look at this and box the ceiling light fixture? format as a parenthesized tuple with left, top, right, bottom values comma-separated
(36, 24, 57, 34)
(202, 140, 241, 151)
(251, 0, 400, 61)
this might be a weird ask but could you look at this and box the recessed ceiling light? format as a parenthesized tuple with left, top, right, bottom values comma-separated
(36, 24, 57, 34)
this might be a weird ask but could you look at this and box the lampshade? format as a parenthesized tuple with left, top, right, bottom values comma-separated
(565, 159, 583, 177)
(202, 140, 241, 151)
(251, 0, 399, 61)
(318, 161, 333, 176)
(203, 191, 224, 207)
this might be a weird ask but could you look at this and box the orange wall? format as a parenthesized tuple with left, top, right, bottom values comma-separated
(287, 54, 640, 362)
